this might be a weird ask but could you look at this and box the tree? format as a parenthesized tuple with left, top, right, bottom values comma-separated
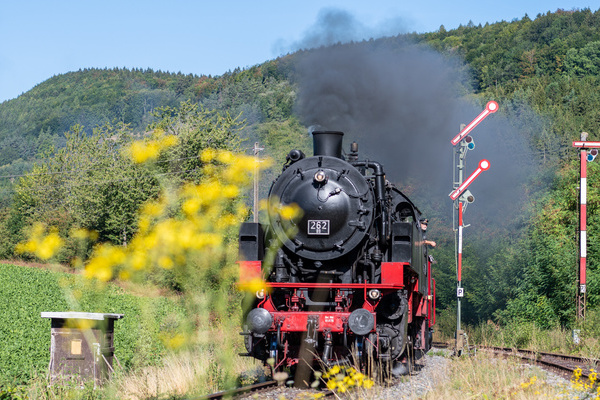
(12, 101, 246, 262)
(14, 123, 160, 256)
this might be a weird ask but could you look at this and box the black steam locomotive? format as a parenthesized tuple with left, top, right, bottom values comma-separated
(238, 131, 435, 377)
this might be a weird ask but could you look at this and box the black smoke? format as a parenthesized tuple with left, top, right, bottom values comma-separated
(295, 42, 467, 191)
(292, 13, 540, 231)
(277, 8, 408, 53)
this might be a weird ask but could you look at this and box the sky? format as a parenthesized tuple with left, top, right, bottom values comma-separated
(0, 0, 597, 103)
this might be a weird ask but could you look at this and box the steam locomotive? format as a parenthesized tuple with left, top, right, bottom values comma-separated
(238, 131, 436, 377)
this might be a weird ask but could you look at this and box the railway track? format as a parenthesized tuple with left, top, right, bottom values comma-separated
(195, 379, 336, 400)
(480, 346, 599, 380)
(195, 380, 278, 400)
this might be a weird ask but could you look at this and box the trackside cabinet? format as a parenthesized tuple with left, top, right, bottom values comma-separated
(41, 312, 124, 386)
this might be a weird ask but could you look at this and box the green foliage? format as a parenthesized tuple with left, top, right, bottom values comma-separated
(494, 160, 600, 327)
(8, 101, 245, 265)
(0, 263, 186, 385)
(12, 123, 160, 258)
(149, 101, 244, 185)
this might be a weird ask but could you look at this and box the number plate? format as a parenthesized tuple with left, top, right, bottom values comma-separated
(308, 220, 330, 235)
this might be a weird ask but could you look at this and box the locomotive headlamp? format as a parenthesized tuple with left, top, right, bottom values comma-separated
(246, 308, 273, 334)
(256, 289, 265, 299)
(368, 289, 381, 300)
(314, 170, 327, 183)
(348, 308, 375, 336)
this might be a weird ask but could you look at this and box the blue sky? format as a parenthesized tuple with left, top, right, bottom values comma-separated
(0, 0, 596, 103)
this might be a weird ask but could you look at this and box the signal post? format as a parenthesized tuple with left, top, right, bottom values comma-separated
(572, 132, 600, 320)
(449, 101, 497, 354)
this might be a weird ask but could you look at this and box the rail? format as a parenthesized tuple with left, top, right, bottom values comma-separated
(479, 346, 599, 380)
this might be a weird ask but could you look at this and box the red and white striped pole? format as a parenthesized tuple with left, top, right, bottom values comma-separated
(579, 147, 587, 299)
(572, 134, 600, 320)
(458, 202, 463, 284)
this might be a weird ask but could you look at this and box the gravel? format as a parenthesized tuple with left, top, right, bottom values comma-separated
(372, 351, 451, 399)
(239, 349, 452, 400)
(239, 347, 591, 399)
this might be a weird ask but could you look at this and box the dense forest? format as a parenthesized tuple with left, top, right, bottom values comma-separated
(1, 7, 600, 329)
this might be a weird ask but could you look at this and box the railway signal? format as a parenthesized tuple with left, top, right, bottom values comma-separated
(572, 132, 600, 320)
(450, 100, 498, 353)
(459, 190, 475, 204)
(464, 136, 475, 150)
(451, 101, 498, 146)
(449, 159, 491, 201)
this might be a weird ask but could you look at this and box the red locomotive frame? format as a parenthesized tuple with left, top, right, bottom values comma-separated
(239, 259, 436, 368)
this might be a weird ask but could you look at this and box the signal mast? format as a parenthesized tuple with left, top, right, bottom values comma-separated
(572, 132, 600, 320)
(449, 101, 497, 353)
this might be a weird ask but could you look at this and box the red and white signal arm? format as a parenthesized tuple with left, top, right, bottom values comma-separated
(449, 159, 491, 201)
(451, 101, 499, 146)
(573, 141, 600, 148)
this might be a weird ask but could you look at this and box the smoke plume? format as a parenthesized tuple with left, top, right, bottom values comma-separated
(292, 10, 540, 230)
(274, 8, 409, 55)
(295, 42, 465, 189)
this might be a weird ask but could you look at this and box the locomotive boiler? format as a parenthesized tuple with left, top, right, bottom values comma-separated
(238, 131, 436, 377)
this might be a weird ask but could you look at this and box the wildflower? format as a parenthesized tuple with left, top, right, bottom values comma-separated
(16, 223, 63, 260)
(159, 332, 187, 349)
(326, 380, 337, 390)
(128, 129, 178, 163)
(321, 365, 375, 394)
(200, 148, 217, 162)
(280, 204, 302, 220)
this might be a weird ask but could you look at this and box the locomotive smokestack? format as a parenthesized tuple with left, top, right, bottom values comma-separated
(312, 131, 344, 158)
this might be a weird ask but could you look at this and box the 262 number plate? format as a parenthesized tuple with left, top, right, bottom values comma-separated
(308, 220, 330, 235)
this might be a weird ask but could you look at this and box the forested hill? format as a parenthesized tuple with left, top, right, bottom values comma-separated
(421, 8, 600, 154)
(0, 62, 294, 166)
(2, 8, 600, 168)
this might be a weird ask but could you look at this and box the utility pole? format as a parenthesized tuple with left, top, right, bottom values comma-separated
(253, 142, 264, 223)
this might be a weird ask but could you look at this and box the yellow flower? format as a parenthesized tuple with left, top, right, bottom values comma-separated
(280, 204, 302, 220)
(160, 332, 187, 349)
(363, 379, 374, 389)
(158, 256, 174, 269)
(16, 223, 63, 260)
(200, 148, 217, 162)
(128, 131, 178, 163)
(217, 150, 234, 164)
